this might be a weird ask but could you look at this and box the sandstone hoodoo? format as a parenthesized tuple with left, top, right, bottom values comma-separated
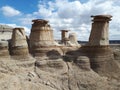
(0, 25, 13, 58)
(30, 19, 62, 57)
(69, 33, 80, 47)
(10, 28, 29, 56)
(60, 30, 80, 47)
(88, 15, 112, 46)
(81, 15, 118, 74)
(61, 30, 70, 45)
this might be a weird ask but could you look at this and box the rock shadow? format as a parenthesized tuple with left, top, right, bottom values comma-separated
(46, 49, 62, 60)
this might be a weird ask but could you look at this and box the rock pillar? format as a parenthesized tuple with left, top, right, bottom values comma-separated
(30, 19, 62, 57)
(88, 15, 112, 46)
(68, 33, 80, 47)
(10, 28, 29, 56)
(61, 30, 69, 43)
(81, 15, 113, 73)
(60, 30, 72, 46)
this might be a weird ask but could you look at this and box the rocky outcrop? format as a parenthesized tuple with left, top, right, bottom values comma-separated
(0, 41, 9, 58)
(0, 15, 120, 90)
(63, 15, 120, 81)
(10, 28, 29, 59)
(68, 33, 80, 47)
(82, 15, 114, 72)
(61, 30, 70, 46)
(88, 15, 112, 46)
(29, 19, 62, 57)
(0, 25, 13, 58)
(60, 30, 80, 47)
(110, 45, 120, 60)
(0, 57, 111, 90)
(0, 25, 13, 41)
(75, 56, 91, 70)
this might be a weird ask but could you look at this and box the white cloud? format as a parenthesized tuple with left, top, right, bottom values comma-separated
(18, 16, 34, 25)
(32, 0, 120, 40)
(1, 6, 21, 17)
(7, 24, 30, 35)
(1, 0, 120, 41)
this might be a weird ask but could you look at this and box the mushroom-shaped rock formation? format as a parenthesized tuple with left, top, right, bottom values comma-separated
(61, 30, 69, 43)
(60, 30, 71, 46)
(80, 15, 120, 76)
(88, 15, 112, 46)
(30, 19, 62, 57)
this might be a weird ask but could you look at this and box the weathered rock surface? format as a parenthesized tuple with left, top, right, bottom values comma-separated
(10, 28, 29, 57)
(0, 25, 13, 41)
(0, 41, 9, 58)
(88, 15, 112, 46)
(68, 33, 80, 47)
(30, 19, 61, 57)
(0, 16, 120, 90)
(110, 45, 120, 61)
(0, 55, 120, 90)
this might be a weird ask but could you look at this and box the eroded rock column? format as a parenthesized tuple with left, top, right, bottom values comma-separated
(68, 33, 80, 47)
(81, 15, 113, 72)
(88, 15, 112, 45)
(10, 28, 29, 56)
(61, 30, 72, 46)
(61, 30, 69, 43)
(30, 19, 62, 57)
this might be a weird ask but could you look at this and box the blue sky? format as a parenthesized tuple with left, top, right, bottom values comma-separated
(0, 0, 38, 13)
(0, 0, 120, 40)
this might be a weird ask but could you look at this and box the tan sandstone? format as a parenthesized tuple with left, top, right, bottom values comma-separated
(10, 28, 29, 58)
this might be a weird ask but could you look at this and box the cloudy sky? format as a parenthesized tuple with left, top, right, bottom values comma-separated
(0, 0, 120, 41)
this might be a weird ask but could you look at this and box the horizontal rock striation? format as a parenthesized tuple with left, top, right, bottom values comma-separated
(0, 15, 120, 90)
(10, 28, 29, 59)
(0, 41, 9, 58)
(30, 19, 62, 57)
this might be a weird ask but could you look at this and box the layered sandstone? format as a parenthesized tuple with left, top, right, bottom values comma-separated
(61, 30, 80, 47)
(61, 30, 69, 45)
(30, 19, 62, 57)
(88, 15, 112, 46)
(87, 15, 113, 72)
(10, 28, 29, 57)
(79, 15, 120, 78)
(0, 41, 9, 58)
(68, 33, 80, 47)
(0, 25, 13, 41)
(0, 14, 120, 90)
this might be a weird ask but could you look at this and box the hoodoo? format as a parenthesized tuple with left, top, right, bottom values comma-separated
(60, 30, 80, 47)
(88, 15, 112, 46)
(10, 28, 29, 56)
(30, 19, 62, 57)
(81, 15, 113, 72)
(69, 33, 80, 47)
(0, 25, 13, 58)
(61, 30, 70, 46)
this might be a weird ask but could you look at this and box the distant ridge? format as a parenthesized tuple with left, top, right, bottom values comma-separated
(0, 24, 13, 32)
(78, 40, 120, 44)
